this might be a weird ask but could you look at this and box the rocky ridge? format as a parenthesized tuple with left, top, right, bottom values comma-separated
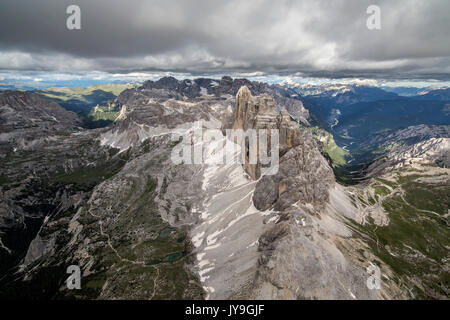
(0, 90, 81, 156)
(366, 137, 450, 177)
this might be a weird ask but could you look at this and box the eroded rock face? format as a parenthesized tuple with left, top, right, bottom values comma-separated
(231, 86, 334, 210)
(0, 91, 81, 155)
(232, 87, 278, 180)
(254, 140, 334, 211)
(227, 87, 386, 300)
(253, 211, 376, 300)
(233, 86, 278, 132)
(366, 137, 450, 177)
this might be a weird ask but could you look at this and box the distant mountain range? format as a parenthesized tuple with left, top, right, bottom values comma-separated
(280, 82, 450, 163)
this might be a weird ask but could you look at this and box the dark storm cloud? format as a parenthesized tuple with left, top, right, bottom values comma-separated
(0, 0, 449, 78)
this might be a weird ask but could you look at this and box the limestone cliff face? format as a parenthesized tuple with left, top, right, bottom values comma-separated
(254, 133, 334, 211)
(232, 87, 278, 179)
(233, 86, 302, 150)
(0, 91, 81, 155)
(232, 86, 334, 210)
(366, 137, 450, 177)
(233, 86, 278, 132)
(229, 86, 383, 300)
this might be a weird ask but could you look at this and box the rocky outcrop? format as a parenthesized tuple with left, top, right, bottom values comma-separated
(366, 137, 450, 176)
(223, 87, 382, 300)
(233, 86, 278, 132)
(231, 86, 334, 210)
(116, 76, 309, 123)
(0, 91, 81, 155)
(253, 210, 378, 299)
(232, 87, 278, 179)
(253, 137, 334, 211)
(364, 124, 450, 153)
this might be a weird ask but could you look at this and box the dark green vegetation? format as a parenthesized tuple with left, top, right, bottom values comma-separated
(299, 86, 450, 169)
(332, 162, 369, 186)
(0, 135, 205, 300)
(309, 126, 349, 166)
(304, 85, 450, 298)
(307, 126, 363, 186)
(37, 84, 133, 113)
(334, 99, 450, 147)
(87, 103, 121, 122)
(0, 142, 131, 291)
(36, 84, 134, 128)
(0, 175, 12, 185)
(348, 170, 449, 299)
(49, 157, 126, 189)
(400, 176, 448, 215)
(68, 173, 204, 300)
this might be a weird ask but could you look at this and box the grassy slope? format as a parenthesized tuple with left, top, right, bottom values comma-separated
(88, 104, 120, 121)
(38, 84, 133, 112)
(37, 83, 135, 128)
(39, 84, 134, 104)
(0, 145, 203, 299)
(71, 174, 204, 299)
(310, 126, 349, 166)
(347, 165, 449, 299)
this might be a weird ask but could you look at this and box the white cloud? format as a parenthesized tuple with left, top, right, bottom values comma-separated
(0, 0, 449, 78)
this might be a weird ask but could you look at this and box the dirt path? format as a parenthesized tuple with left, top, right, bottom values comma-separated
(88, 206, 160, 299)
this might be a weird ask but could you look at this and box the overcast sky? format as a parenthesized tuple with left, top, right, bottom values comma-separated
(1, 0, 450, 80)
